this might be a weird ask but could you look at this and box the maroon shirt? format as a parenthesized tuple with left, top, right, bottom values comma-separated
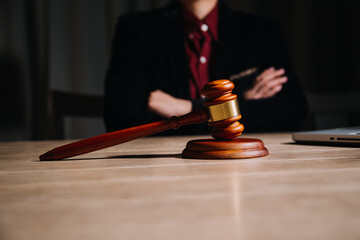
(182, 4, 218, 99)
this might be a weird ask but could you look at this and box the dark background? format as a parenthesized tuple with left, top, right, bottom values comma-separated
(1, 0, 359, 141)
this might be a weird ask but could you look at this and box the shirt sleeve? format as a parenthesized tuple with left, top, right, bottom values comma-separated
(104, 15, 151, 132)
(237, 20, 309, 132)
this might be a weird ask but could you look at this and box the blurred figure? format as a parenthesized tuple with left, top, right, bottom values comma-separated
(104, 0, 308, 134)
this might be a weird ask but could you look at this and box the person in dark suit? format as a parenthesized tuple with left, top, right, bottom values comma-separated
(104, 0, 308, 134)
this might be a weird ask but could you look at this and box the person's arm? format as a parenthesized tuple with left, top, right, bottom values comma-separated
(147, 89, 192, 118)
(238, 20, 308, 132)
(104, 15, 150, 132)
(243, 67, 287, 100)
(105, 14, 200, 131)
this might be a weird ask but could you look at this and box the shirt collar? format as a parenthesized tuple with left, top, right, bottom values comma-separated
(182, 3, 218, 41)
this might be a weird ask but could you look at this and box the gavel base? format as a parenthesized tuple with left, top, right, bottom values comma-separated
(182, 138, 269, 159)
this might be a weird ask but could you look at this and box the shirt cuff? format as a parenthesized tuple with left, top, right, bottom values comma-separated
(191, 99, 204, 111)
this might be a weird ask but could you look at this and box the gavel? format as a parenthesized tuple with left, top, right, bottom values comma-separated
(40, 79, 268, 160)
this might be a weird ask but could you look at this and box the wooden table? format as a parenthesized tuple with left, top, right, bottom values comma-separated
(1, 133, 360, 240)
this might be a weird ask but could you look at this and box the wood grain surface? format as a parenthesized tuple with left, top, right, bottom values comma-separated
(1, 133, 360, 240)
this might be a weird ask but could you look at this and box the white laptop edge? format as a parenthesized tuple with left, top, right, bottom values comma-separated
(292, 126, 360, 146)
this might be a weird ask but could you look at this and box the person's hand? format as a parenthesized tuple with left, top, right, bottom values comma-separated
(148, 90, 192, 118)
(243, 67, 287, 100)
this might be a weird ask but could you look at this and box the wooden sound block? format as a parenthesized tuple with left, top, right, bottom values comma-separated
(182, 138, 269, 159)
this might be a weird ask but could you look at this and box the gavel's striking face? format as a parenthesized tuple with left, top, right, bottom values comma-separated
(201, 80, 244, 140)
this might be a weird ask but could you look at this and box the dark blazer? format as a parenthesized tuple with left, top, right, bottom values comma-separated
(104, 0, 308, 134)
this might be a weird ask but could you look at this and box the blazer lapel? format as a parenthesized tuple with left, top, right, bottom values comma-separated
(161, 2, 190, 99)
(213, 3, 236, 79)
(214, 2, 250, 80)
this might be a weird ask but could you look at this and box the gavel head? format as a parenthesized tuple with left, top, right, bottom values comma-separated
(201, 79, 244, 140)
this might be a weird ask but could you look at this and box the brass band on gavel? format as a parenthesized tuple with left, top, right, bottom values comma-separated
(207, 99, 241, 122)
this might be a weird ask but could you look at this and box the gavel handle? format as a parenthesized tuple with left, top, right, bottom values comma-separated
(40, 109, 209, 160)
